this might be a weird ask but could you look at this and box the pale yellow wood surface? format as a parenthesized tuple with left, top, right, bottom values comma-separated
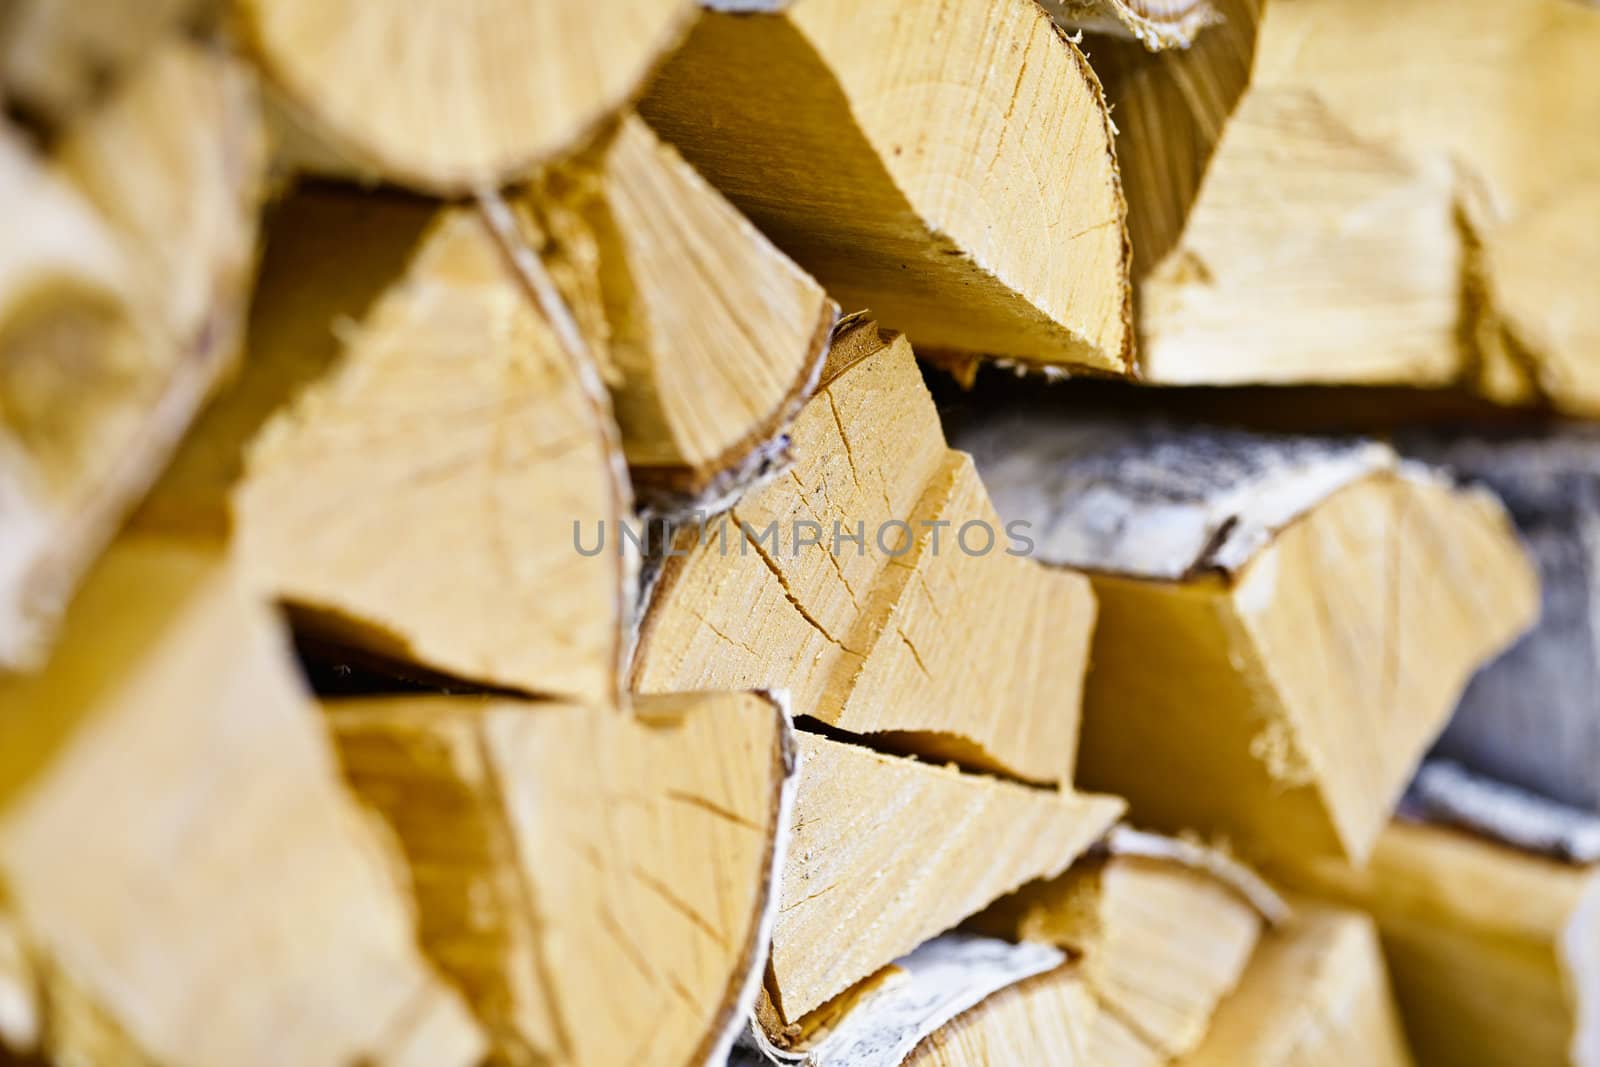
(1289, 820, 1600, 1067)
(0, 41, 264, 671)
(634, 323, 1098, 785)
(979, 851, 1263, 1058)
(903, 964, 1097, 1067)
(0, 537, 484, 1066)
(770, 731, 1124, 1023)
(640, 0, 1132, 373)
(224, 199, 623, 704)
(1179, 908, 1415, 1067)
(1043, 0, 1218, 49)
(1078, 472, 1537, 866)
(240, 0, 694, 193)
(329, 691, 791, 1067)
(514, 114, 836, 503)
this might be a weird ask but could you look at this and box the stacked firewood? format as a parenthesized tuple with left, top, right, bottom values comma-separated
(1, 0, 1597, 1064)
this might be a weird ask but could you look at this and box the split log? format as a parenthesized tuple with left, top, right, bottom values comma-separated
(1178, 907, 1415, 1067)
(0, 41, 264, 671)
(0, 536, 484, 1066)
(238, 0, 695, 193)
(0, 0, 212, 124)
(633, 321, 1100, 786)
(509, 114, 837, 510)
(1041, 0, 1219, 50)
(957, 414, 1539, 866)
(1400, 428, 1600, 812)
(639, 0, 1133, 374)
(1288, 802, 1600, 1066)
(762, 732, 1124, 1031)
(974, 831, 1280, 1060)
(327, 690, 793, 1067)
(1108, 0, 1600, 412)
(902, 958, 1098, 1067)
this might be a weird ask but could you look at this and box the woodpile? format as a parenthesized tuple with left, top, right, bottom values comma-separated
(1, 0, 1597, 1064)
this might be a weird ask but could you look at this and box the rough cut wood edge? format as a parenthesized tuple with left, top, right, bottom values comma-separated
(0, 536, 485, 1066)
(1178, 907, 1416, 1066)
(640, 0, 1134, 375)
(732, 935, 1069, 1066)
(1284, 819, 1600, 1067)
(1041, 0, 1220, 49)
(504, 114, 838, 515)
(329, 690, 796, 1067)
(0, 42, 264, 673)
(240, 0, 696, 193)
(1399, 427, 1600, 811)
(766, 731, 1124, 1025)
(632, 321, 1098, 785)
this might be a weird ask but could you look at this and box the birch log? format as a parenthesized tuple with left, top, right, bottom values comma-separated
(0, 41, 264, 672)
(633, 321, 1100, 786)
(639, 0, 1133, 374)
(957, 413, 1539, 867)
(1400, 428, 1600, 812)
(0, 537, 484, 1066)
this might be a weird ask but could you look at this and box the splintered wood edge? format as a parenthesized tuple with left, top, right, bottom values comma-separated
(1103, 826, 1291, 924)
(1038, 0, 1221, 49)
(1405, 760, 1600, 865)
(631, 298, 840, 518)
(732, 935, 1068, 1066)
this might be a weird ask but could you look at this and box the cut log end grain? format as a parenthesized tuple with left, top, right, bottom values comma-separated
(1178, 907, 1416, 1067)
(640, 0, 1133, 374)
(903, 962, 1099, 1067)
(632, 320, 1098, 786)
(514, 114, 837, 512)
(327, 690, 793, 1067)
(0, 537, 485, 1067)
(974, 840, 1268, 1060)
(768, 731, 1124, 1026)
(0, 41, 265, 673)
(958, 416, 1539, 867)
(241, 0, 696, 193)
(1286, 819, 1600, 1067)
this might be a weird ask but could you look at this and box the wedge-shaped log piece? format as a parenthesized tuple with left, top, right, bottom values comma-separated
(0, 42, 264, 672)
(903, 959, 1098, 1067)
(1401, 429, 1600, 812)
(1178, 908, 1415, 1067)
(511, 114, 837, 509)
(328, 691, 792, 1067)
(1289, 810, 1600, 1067)
(0, 0, 211, 123)
(634, 322, 1099, 785)
(208, 194, 624, 704)
(240, 0, 695, 193)
(767, 732, 1123, 1026)
(0, 536, 484, 1066)
(976, 833, 1274, 1059)
(640, 0, 1132, 373)
(959, 416, 1539, 866)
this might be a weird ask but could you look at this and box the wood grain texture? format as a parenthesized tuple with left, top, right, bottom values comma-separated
(1287, 820, 1600, 1067)
(1041, 0, 1219, 49)
(240, 0, 695, 192)
(329, 691, 792, 1067)
(960, 414, 1538, 866)
(903, 963, 1096, 1067)
(640, 0, 1132, 373)
(634, 323, 1099, 785)
(513, 114, 836, 511)
(0, 42, 264, 671)
(0, 537, 484, 1067)
(1401, 428, 1600, 812)
(1178, 907, 1415, 1067)
(769, 731, 1123, 1024)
